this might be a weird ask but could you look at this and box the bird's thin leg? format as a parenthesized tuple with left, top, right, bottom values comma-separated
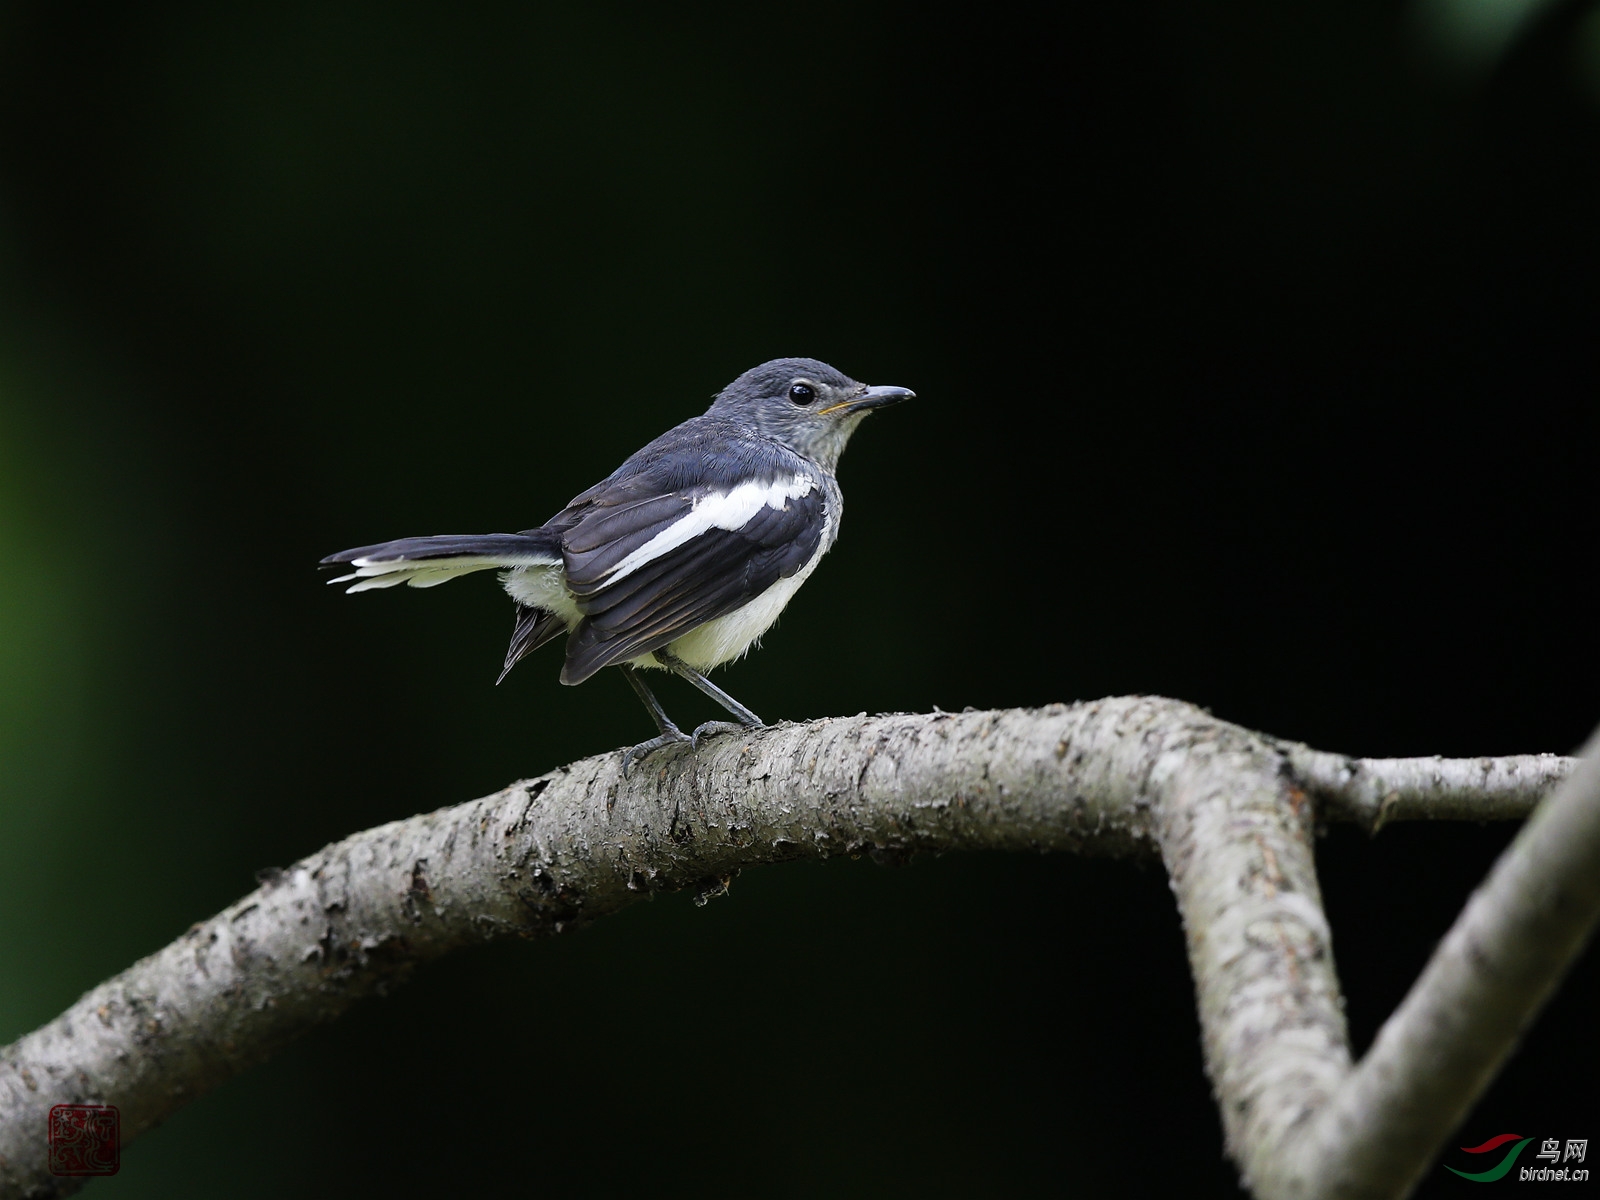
(653, 650, 764, 746)
(619, 665, 690, 775)
(623, 664, 683, 736)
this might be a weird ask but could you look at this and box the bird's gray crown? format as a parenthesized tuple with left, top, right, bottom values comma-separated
(706, 357, 912, 472)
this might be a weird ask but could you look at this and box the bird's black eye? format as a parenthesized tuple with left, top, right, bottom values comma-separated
(789, 383, 816, 406)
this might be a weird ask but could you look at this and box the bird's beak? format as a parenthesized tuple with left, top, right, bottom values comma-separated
(817, 384, 916, 417)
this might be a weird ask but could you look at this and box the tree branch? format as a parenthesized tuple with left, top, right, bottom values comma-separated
(0, 698, 1588, 1199)
(1278, 725, 1600, 1198)
(1281, 742, 1573, 831)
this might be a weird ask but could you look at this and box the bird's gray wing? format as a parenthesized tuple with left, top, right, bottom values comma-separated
(555, 461, 827, 685)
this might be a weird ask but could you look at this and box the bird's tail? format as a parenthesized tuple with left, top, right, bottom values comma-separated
(320, 532, 561, 593)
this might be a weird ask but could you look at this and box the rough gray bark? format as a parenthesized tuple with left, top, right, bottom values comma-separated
(0, 697, 1590, 1200)
(1279, 727, 1600, 1197)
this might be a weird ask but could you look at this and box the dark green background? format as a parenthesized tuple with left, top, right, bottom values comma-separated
(2, 2, 1597, 1195)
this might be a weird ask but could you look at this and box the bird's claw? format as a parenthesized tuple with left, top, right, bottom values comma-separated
(621, 729, 691, 777)
(690, 720, 761, 750)
(621, 720, 766, 775)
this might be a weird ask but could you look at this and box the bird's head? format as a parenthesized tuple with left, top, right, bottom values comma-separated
(707, 357, 914, 471)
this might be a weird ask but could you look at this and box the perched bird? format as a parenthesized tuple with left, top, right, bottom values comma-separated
(322, 357, 913, 770)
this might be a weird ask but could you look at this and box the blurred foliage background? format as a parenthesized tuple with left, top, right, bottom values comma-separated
(1, 1, 1597, 1195)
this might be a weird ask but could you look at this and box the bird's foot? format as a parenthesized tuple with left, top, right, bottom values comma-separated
(621, 728, 692, 777)
(690, 720, 763, 750)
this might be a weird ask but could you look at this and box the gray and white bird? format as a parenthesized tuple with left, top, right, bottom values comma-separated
(322, 358, 913, 770)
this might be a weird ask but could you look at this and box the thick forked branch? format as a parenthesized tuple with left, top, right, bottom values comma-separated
(1278, 728, 1600, 1198)
(0, 698, 1589, 1200)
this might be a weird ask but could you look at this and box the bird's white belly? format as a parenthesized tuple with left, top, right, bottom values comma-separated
(663, 566, 807, 670)
(665, 504, 835, 671)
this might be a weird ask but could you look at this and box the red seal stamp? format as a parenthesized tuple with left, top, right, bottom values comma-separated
(47, 1104, 120, 1176)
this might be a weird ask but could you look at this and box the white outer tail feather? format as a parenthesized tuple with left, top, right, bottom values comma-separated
(333, 553, 561, 594)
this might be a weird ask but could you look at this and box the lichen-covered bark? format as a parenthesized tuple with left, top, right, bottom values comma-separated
(0, 698, 1588, 1200)
(1281, 743, 1572, 831)
(1149, 716, 1352, 1192)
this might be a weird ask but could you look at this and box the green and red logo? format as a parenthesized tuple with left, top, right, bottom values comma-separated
(1444, 1135, 1534, 1182)
(1444, 1133, 1590, 1182)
